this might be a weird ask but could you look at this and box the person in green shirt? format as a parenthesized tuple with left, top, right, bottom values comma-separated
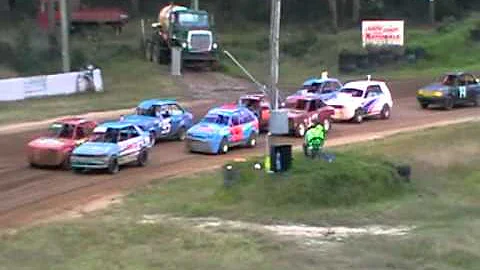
(303, 121, 326, 159)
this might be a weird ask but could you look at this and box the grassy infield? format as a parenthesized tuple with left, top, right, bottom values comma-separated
(1, 122, 480, 269)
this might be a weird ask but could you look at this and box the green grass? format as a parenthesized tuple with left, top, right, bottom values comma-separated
(3, 122, 480, 268)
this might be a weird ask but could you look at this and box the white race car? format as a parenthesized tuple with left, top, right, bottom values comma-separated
(324, 78, 393, 123)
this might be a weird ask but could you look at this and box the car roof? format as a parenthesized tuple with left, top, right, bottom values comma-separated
(208, 104, 246, 115)
(97, 121, 135, 130)
(303, 77, 340, 86)
(137, 99, 177, 109)
(55, 117, 90, 125)
(342, 80, 386, 91)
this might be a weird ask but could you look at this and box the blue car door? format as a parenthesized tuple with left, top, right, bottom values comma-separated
(168, 103, 186, 135)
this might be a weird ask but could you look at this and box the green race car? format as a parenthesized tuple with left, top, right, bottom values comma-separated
(416, 72, 480, 110)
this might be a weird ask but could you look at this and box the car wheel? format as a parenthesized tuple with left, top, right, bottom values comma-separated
(296, 123, 306, 137)
(218, 138, 229, 154)
(380, 104, 391, 119)
(323, 118, 332, 132)
(352, 108, 364, 123)
(444, 97, 454, 110)
(420, 102, 429, 109)
(136, 149, 148, 167)
(246, 133, 257, 148)
(473, 94, 480, 107)
(177, 127, 186, 141)
(149, 131, 156, 147)
(107, 158, 119, 174)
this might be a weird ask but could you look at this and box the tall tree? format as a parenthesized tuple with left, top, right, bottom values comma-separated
(327, 0, 338, 32)
(352, 0, 360, 23)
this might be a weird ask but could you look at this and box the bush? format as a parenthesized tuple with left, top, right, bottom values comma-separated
(214, 152, 408, 208)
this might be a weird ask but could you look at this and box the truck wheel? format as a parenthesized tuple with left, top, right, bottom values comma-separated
(107, 158, 119, 174)
(443, 97, 454, 110)
(136, 150, 148, 167)
(296, 123, 306, 137)
(145, 41, 152, 62)
(159, 49, 169, 65)
(217, 138, 229, 154)
(152, 44, 160, 64)
(380, 104, 391, 119)
(352, 108, 364, 123)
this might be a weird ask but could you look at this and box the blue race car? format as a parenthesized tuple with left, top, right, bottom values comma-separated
(294, 76, 343, 100)
(186, 104, 259, 154)
(120, 99, 193, 145)
(70, 122, 151, 174)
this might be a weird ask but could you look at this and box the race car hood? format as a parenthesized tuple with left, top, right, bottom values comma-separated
(72, 142, 119, 156)
(420, 83, 450, 92)
(188, 123, 224, 137)
(121, 115, 159, 130)
(28, 137, 73, 150)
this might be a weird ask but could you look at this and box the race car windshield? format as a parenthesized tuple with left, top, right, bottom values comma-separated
(178, 13, 209, 28)
(202, 114, 230, 125)
(441, 74, 457, 86)
(340, 88, 364, 97)
(48, 123, 74, 139)
(286, 99, 308, 110)
(90, 130, 119, 143)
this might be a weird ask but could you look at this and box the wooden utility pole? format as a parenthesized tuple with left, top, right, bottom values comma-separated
(270, 0, 281, 109)
(429, 0, 435, 25)
(59, 0, 70, 72)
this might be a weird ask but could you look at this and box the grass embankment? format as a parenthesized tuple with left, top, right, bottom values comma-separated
(3, 122, 480, 269)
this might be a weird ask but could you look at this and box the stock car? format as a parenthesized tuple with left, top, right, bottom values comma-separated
(324, 77, 393, 123)
(294, 75, 343, 99)
(26, 117, 97, 169)
(186, 104, 259, 154)
(238, 93, 271, 131)
(282, 94, 335, 137)
(70, 122, 151, 174)
(416, 72, 480, 110)
(120, 99, 194, 145)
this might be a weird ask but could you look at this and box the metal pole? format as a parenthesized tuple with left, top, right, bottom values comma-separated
(270, 0, 281, 110)
(429, 0, 435, 25)
(59, 0, 70, 72)
(192, 0, 199, 11)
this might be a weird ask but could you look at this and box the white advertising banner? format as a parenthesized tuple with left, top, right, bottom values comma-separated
(362, 20, 405, 47)
(0, 69, 104, 101)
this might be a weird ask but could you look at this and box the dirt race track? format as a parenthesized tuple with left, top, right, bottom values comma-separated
(0, 76, 479, 229)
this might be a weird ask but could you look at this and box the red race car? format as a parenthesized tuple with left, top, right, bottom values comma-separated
(238, 93, 271, 131)
(26, 117, 97, 169)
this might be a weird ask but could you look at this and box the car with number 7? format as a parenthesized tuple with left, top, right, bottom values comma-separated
(417, 72, 480, 110)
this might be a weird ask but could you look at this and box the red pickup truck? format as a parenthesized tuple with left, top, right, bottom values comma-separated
(37, 0, 129, 33)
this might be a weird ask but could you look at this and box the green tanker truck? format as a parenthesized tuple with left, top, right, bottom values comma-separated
(144, 4, 219, 68)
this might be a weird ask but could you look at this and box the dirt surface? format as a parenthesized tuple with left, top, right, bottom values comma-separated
(0, 74, 479, 229)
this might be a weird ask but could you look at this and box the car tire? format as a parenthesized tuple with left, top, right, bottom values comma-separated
(177, 127, 186, 141)
(380, 104, 391, 119)
(217, 138, 229, 154)
(323, 117, 332, 133)
(107, 158, 119, 174)
(149, 131, 156, 147)
(444, 97, 454, 110)
(352, 108, 364, 124)
(296, 123, 306, 137)
(473, 94, 480, 107)
(420, 102, 429, 109)
(246, 133, 257, 148)
(136, 149, 148, 167)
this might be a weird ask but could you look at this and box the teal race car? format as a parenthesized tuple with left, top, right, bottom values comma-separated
(416, 72, 480, 110)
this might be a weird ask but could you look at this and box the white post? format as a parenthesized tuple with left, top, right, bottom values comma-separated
(59, 0, 70, 72)
(171, 47, 182, 76)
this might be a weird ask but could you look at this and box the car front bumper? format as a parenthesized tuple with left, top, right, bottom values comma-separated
(186, 138, 218, 154)
(417, 96, 447, 105)
(331, 108, 355, 121)
(70, 156, 109, 169)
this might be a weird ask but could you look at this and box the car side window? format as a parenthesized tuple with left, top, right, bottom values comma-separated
(366, 85, 383, 98)
(75, 126, 86, 139)
(169, 104, 184, 116)
(119, 128, 130, 142)
(464, 74, 476, 85)
(231, 114, 240, 126)
(307, 100, 316, 111)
